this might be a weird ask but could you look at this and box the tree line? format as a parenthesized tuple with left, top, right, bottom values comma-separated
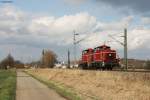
(0, 49, 57, 69)
(0, 54, 25, 69)
(0, 50, 150, 69)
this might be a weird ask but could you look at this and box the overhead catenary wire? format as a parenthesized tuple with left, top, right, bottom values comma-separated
(108, 29, 128, 70)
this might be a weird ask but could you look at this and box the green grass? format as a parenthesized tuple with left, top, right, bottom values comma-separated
(0, 70, 16, 100)
(26, 71, 82, 100)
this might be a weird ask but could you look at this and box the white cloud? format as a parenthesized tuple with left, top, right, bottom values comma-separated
(128, 28, 150, 50)
(79, 16, 133, 49)
(64, 0, 86, 5)
(96, 16, 133, 31)
(0, 5, 149, 60)
(28, 12, 97, 45)
(141, 17, 150, 25)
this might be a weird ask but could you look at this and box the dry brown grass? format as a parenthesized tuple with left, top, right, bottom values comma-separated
(27, 69, 150, 100)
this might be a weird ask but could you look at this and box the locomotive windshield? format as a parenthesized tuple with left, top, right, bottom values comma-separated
(99, 45, 110, 50)
(94, 45, 110, 52)
(94, 47, 102, 52)
(82, 50, 88, 54)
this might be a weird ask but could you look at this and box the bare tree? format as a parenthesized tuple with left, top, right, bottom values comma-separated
(0, 54, 15, 69)
(42, 50, 57, 68)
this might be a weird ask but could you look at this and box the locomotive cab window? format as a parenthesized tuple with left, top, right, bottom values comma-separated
(82, 50, 88, 54)
(94, 47, 101, 52)
(100, 46, 110, 50)
(94, 48, 97, 52)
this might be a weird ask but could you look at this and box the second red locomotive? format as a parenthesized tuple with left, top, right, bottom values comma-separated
(79, 44, 120, 70)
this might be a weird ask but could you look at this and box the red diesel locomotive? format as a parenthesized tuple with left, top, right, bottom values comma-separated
(79, 44, 120, 70)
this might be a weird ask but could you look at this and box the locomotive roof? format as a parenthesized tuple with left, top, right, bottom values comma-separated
(94, 45, 111, 49)
(100, 45, 110, 48)
(83, 48, 93, 51)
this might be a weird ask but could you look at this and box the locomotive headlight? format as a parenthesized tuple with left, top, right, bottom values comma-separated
(109, 54, 112, 56)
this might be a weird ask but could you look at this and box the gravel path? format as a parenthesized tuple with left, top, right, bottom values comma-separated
(16, 71, 66, 100)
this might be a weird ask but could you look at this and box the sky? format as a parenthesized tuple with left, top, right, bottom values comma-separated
(0, 0, 150, 62)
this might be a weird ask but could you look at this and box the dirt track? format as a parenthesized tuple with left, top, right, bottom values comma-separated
(16, 71, 66, 100)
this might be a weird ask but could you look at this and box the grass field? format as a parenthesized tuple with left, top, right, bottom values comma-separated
(0, 70, 16, 100)
(27, 68, 150, 100)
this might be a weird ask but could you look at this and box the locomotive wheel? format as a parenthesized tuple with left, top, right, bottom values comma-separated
(107, 67, 112, 70)
(110, 67, 113, 70)
(102, 67, 105, 70)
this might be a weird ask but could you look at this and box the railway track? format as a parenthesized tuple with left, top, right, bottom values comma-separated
(111, 69, 150, 73)
(74, 68, 150, 73)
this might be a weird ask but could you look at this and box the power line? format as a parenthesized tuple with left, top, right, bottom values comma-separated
(73, 29, 128, 70)
(73, 30, 79, 66)
(124, 28, 128, 70)
(108, 28, 128, 70)
(108, 34, 124, 46)
(67, 49, 70, 68)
